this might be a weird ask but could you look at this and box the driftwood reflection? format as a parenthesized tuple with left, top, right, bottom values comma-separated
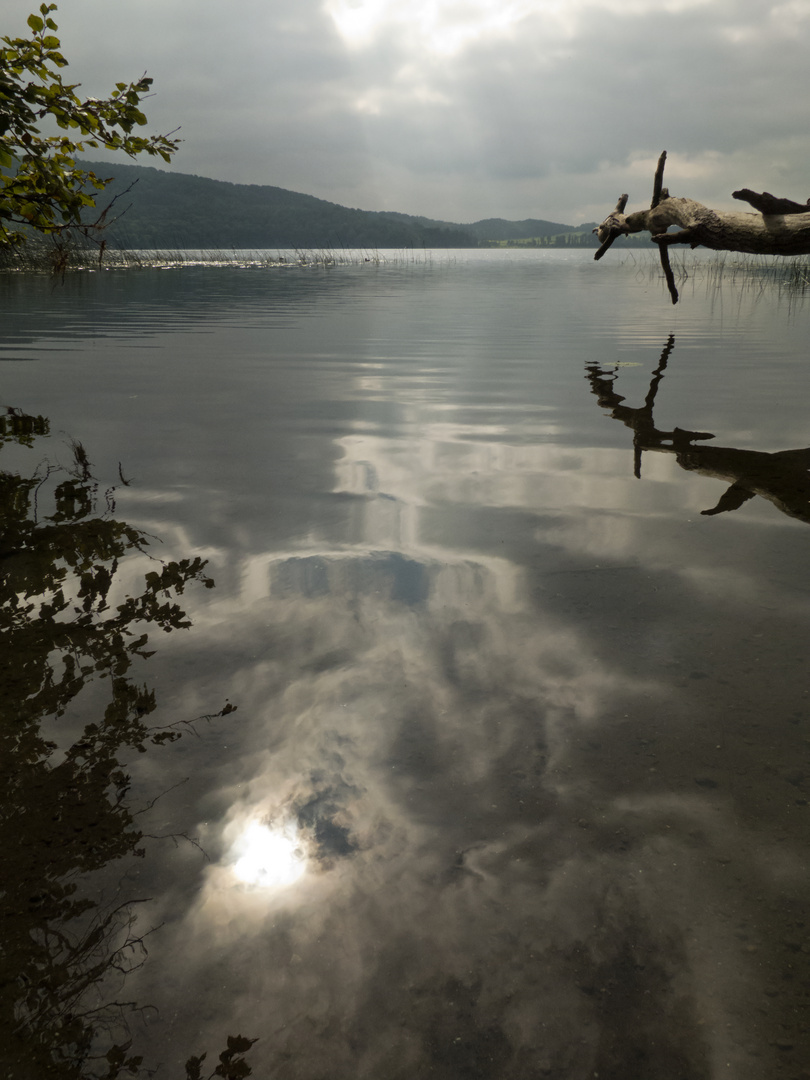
(0, 407, 253, 1078)
(586, 336, 810, 524)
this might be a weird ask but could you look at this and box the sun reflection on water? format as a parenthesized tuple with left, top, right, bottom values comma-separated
(232, 821, 307, 888)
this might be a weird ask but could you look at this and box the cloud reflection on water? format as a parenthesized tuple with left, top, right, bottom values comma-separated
(75, 284, 810, 1078)
(128, 533, 806, 1079)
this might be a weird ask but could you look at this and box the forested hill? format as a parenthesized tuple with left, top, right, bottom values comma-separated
(377, 210, 582, 244)
(77, 161, 474, 249)
(76, 161, 596, 250)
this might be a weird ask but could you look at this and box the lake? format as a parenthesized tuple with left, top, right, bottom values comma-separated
(2, 248, 809, 1079)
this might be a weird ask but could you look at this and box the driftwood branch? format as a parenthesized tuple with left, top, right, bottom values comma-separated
(732, 189, 810, 215)
(594, 151, 810, 303)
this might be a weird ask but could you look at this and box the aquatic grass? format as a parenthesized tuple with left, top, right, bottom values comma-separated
(122, 246, 438, 269)
(0, 240, 438, 273)
(5, 239, 806, 296)
(619, 247, 810, 304)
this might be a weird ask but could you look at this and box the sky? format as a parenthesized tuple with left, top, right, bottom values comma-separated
(6, 0, 810, 225)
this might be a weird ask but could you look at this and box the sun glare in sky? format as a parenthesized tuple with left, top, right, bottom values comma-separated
(325, 0, 539, 54)
(232, 821, 307, 888)
(324, 0, 714, 54)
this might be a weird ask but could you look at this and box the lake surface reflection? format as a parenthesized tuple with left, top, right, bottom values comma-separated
(2, 249, 809, 1078)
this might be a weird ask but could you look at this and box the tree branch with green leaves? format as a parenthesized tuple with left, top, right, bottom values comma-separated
(0, 2, 179, 249)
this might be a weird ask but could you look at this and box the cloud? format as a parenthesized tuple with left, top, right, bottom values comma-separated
(5, 0, 810, 220)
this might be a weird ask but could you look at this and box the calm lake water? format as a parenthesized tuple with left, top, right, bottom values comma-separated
(2, 248, 810, 1079)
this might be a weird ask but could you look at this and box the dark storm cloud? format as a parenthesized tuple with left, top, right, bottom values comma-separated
(6, 0, 810, 225)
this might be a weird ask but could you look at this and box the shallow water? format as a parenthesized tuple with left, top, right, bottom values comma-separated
(1, 249, 809, 1078)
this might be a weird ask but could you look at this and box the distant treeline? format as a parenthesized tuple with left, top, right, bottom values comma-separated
(482, 232, 603, 248)
(75, 161, 648, 251)
(78, 162, 476, 249)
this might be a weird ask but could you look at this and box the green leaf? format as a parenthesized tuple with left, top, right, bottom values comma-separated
(2, 4, 177, 254)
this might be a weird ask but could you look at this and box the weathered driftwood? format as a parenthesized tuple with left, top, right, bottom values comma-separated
(594, 151, 810, 303)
